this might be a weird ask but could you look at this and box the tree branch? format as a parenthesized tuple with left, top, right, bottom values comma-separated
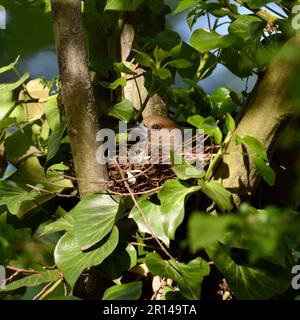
(51, 0, 108, 198)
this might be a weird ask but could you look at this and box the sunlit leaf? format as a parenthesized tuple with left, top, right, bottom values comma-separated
(102, 281, 142, 300)
(146, 252, 210, 300)
(54, 227, 119, 288)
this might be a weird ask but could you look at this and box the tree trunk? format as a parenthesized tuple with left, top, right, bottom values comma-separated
(51, 0, 108, 199)
(215, 34, 300, 206)
(120, 24, 168, 119)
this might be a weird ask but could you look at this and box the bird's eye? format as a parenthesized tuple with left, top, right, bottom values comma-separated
(151, 124, 161, 130)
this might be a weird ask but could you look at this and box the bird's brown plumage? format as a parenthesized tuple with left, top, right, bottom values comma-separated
(142, 115, 180, 131)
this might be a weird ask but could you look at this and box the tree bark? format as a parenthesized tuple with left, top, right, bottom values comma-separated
(51, 0, 108, 199)
(215, 34, 300, 206)
(120, 24, 168, 119)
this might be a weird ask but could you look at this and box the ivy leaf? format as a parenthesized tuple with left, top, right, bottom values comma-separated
(102, 282, 142, 300)
(190, 29, 235, 53)
(237, 135, 267, 160)
(114, 62, 137, 75)
(166, 59, 192, 69)
(9, 157, 73, 218)
(134, 51, 156, 70)
(73, 194, 119, 250)
(172, 155, 205, 180)
(253, 156, 276, 186)
(40, 213, 74, 236)
(109, 100, 135, 121)
(228, 15, 266, 42)
(199, 180, 233, 212)
(188, 115, 222, 144)
(54, 227, 119, 288)
(145, 252, 210, 300)
(99, 244, 137, 280)
(155, 67, 172, 80)
(207, 241, 291, 300)
(210, 87, 237, 117)
(104, 0, 143, 11)
(0, 181, 39, 215)
(188, 213, 240, 251)
(153, 47, 172, 63)
(4, 125, 33, 161)
(226, 113, 236, 132)
(129, 198, 169, 247)
(174, 0, 199, 13)
(44, 95, 60, 131)
(46, 121, 67, 163)
(158, 179, 201, 239)
(99, 77, 127, 90)
(2, 270, 61, 292)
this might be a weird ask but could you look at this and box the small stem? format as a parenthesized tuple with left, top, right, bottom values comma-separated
(114, 157, 175, 260)
(34, 278, 63, 300)
(205, 132, 233, 181)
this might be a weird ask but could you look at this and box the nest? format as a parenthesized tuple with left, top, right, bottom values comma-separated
(106, 141, 216, 196)
(107, 163, 176, 195)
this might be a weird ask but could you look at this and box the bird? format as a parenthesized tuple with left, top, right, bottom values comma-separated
(128, 115, 182, 165)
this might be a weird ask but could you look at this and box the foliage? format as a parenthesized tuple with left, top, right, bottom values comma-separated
(0, 0, 300, 300)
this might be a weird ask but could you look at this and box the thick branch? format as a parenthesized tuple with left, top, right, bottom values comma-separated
(215, 34, 300, 206)
(51, 0, 108, 198)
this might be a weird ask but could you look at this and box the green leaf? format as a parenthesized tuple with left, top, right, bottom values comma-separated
(158, 179, 201, 239)
(99, 77, 127, 90)
(153, 47, 172, 63)
(109, 100, 135, 121)
(73, 194, 119, 250)
(188, 213, 239, 251)
(114, 62, 137, 75)
(207, 241, 291, 300)
(105, 0, 143, 11)
(246, 0, 272, 8)
(188, 116, 222, 144)
(187, 115, 204, 128)
(210, 87, 237, 117)
(134, 51, 156, 69)
(47, 121, 67, 163)
(129, 198, 169, 247)
(99, 244, 137, 279)
(239, 135, 267, 160)
(54, 227, 119, 288)
(172, 155, 205, 180)
(190, 29, 235, 53)
(44, 95, 60, 131)
(2, 270, 60, 292)
(199, 181, 233, 211)
(0, 56, 20, 74)
(4, 125, 33, 161)
(226, 113, 236, 132)
(0, 181, 39, 215)
(166, 59, 193, 69)
(174, 0, 199, 13)
(40, 213, 74, 236)
(9, 157, 73, 218)
(253, 156, 276, 186)
(146, 253, 210, 300)
(102, 282, 142, 300)
(0, 117, 17, 130)
(228, 15, 266, 42)
(155, 67, 172, 80)
(0, 72, 30, 92)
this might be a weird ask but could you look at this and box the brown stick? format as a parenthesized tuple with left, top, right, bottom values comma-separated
(51, 0, 108, 198)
